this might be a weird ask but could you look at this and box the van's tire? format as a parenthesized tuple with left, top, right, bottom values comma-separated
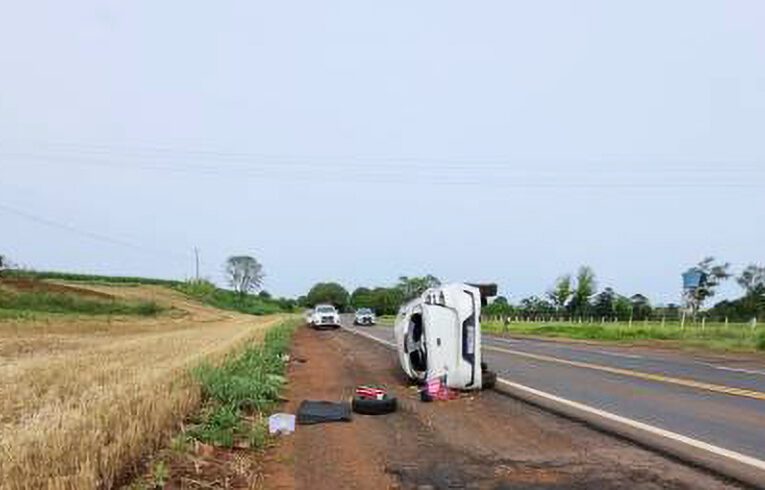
(482, 370, 497, 390)
(352, 395, 397, 415)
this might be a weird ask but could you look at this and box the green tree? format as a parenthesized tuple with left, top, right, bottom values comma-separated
(350, 287, 374, 309)
(630, 294, 652, 320)
(570, 266, 596, 316)
(547, 274, 572, 312)
(710, 284, 765, 322)
(518, 296, 554, 316)
(306, 282, 350, 310)
(369, 287, 405, 315)
(592, 287, 617, 318)
(397, 274, 441, 300)
(484, 296, 513, 317)
(614, 295, 633, 320)
(737, 264, 765, 295)
(225, 256, 264, 297)
(685, 257, 731, 317)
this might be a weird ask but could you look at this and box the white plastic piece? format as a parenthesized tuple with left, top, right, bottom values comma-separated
(268, 413, 296, 435)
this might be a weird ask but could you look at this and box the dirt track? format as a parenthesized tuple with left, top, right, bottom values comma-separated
(261, 326, 740, 489)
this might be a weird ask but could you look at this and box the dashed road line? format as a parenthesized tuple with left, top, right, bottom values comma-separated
(484, 345, 765, 401)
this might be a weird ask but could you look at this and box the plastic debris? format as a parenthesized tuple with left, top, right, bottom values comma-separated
(268, 413, 296, 435)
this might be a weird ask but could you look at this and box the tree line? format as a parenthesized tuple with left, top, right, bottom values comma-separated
(300, 275, 441, 314)
(483, 258, 764, 322)
(300, 257, 763, 323)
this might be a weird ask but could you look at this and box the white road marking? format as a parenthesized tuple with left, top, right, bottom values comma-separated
(593, 350, 644, 360)
(710, 365, 765, 377)
(496, 378, 765, 472)
(342, 325, 396, 348)
(341, 324, 765, 479)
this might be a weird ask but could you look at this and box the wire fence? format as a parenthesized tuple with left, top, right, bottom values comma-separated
(481, 315, 759, 330)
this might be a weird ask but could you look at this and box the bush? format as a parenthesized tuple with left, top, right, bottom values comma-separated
(757, 331, 765, 351)
(176, 280, 292, 316)
(189, 320, 297, 448)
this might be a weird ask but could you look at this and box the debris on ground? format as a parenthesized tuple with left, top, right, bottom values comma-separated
(260, 326, 740, 489)
(296, 400, 352, 425)
(352, 385, 398, 415)
(268, 413, 296, 435)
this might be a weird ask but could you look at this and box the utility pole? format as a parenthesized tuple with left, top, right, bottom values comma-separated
(194, 247, 200, 281)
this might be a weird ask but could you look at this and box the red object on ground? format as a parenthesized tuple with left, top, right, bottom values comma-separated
(356, 386, 387, 400)
(426, 377, 458, 401)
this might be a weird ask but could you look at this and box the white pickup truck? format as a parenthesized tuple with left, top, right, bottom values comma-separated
(308, 304, 342, 329)
(394, 283, 497, 390)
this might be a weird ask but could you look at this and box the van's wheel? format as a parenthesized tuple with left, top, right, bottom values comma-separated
(352, 395, 398, 415)
(482, 370, 497, 390)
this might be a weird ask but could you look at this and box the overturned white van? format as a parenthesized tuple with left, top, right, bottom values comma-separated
(394, 283, 497, 391)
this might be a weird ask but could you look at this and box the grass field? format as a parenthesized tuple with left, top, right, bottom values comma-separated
(4, 269, 182, 287)
(0, 279, 287, 489)
(0, 283, 162, 317)
(482, 320, 765, 352)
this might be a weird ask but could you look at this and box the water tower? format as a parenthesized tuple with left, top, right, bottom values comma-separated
(682, 268, 707, 317)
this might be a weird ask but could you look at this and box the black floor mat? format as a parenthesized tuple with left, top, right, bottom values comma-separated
(296, 400, 352, 425)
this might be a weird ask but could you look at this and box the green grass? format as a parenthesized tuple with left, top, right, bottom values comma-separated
(0, 290, 162, 316)
(3, 271, 295, 315)
(483, 320, 765, 351)
(3, 269, 182, 287)
(175, 280, 289, 316)
(188, 319, 299, 448)
(376, 315, 396, 326)
(0, 309, 37, 321)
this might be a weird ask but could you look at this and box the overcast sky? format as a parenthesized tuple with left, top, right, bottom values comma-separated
(2, 1, 764, 304)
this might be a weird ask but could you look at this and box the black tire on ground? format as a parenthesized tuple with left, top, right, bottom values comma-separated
(352, 395, 398, 415)
(482, 370, 497, 390)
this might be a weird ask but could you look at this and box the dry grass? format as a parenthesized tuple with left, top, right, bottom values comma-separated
(0, 282, 285, 489)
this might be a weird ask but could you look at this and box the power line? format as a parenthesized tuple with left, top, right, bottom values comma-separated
(3, 152, 762, 188)
(2, 142, 763, 172)
(0, 201, 187, 263)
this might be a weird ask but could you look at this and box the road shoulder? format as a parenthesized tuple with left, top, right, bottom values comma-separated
(260, 326, 740, 489)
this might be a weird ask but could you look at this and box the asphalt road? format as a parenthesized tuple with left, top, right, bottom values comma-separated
(342, 317, 765, 466)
